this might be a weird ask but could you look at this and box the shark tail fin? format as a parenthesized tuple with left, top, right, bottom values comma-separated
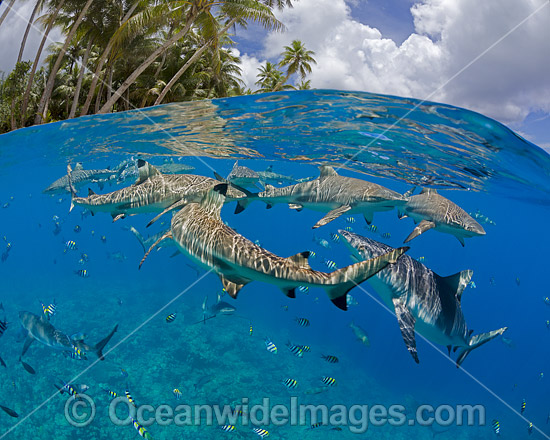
(93, 324, 118, 361)
(213, 171, 257, 214)
(324, 246, 409, 310)
(139, 232, 173, 269)
(455, 327, 507, 368)
(129, 226, 146, 252)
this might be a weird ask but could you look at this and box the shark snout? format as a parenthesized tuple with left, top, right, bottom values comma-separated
(466, 221, 486, 236)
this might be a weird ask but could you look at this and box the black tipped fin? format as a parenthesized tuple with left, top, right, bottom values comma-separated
(88, 188, 95, 196)
(282, 288, 296, 299)
(438, 270, 473, 302)
(312, 205, 351, 229)
(94, 324, 118, 361)
(330, 295, 348, 311)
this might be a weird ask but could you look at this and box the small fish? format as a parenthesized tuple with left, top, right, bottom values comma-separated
(64, 240, 77, 252)
(265, 338, 277, 354)
(80, 253, 89, 262)
(330, 232, 340, 242)
(125, 389, 136, 407)
(366, 224, 378, 233)
(323, 259, 337, 270)
(281, 305, 288, 312)
(307, 250, 316, 258)
(515, 277, 520, 286)
(297, 286, 309, 294)
(165, 313, 177, 323)
(544, 297, 550, 306)
(299, 345, 311, 352)
(0, 405, 18, 418)
(282, 378, 298, 389)
(0, 319, 7, 337)
(20, 359, 36, 374)
(310, 422, 324, 429)
(345, 217, 356, 224)
(120, 368, 128, 378)
(104, 389, 118, 398)
(468, 281, 477, 289)
(65, 345, 87, 360)
(74, 269, 89, 278)
(322, 355, 339, 364)
(539, 372, 544, 380)
(528, 422, 533, 435)
(346, 295, 358, 307)
(131, 417, 152, 439)
(252, 428, 269, 438)
(100, 235, 107, 243)
(380, 232, 391, 239)
(418, 256, 425, 262)
(173, 388, 182, 399)
(521, 398, 526, 414)
(344, 226, 354, 232)
(286, 342, 304, 358)
(220, 425, 236, 432)
(313, 236, 331, 249)
(73, 225, 81, 233)
(321, 376, 337, 386)
(295, 317, 310, 327)
(546, 320, 550, 329)
(254, 239, 262, 247)
(56, 382, 79, 400)
(41, 301, 57, 319)
(249, 324, 253, 336)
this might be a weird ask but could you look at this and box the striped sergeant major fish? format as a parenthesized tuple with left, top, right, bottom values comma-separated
(492, 419, 500, 435)
(286, 342, 304, 358)
(125, 388, 137, 407)
(220, 425, 236, 432)
(54, 380, 80, 400)
(321, 376, 337, 386)
(132, 417, 154, 439)
(282, 378, 298, 389)
(138, 184, 408, 311)
(295, 317, 310, 327)
(265, 338, 277, 354)
(340, 231, 506, 367)
(41, 301, 57, 319)
(321, 355, 339, 363)
(104, 389, 118, 398)
(252, 427, 269, 438)
(165, 313, 177, 323)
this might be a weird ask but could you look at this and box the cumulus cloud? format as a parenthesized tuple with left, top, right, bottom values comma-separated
(259, 0, 550, 127)
(229, 48, 263, 92)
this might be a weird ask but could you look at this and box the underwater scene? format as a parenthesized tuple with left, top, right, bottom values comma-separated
(0, 89, 549, 440)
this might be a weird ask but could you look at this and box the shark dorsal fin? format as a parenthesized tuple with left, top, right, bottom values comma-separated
(135, 159, 160, 185)
(420, 188, 437, 195)
(74, 162, 84, 171)
(200, 184, 228, 218)
(88, 188, 96, 196)
(286, 251, 311, 269)
(319, 166, 338, 179)
(441, 270, 473, 302)
(265, 165, 273, 172)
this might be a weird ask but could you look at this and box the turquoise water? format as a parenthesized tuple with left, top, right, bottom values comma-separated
(0, 89, 549, 439)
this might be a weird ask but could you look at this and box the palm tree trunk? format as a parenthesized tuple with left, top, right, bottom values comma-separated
(271, 72, 290, 93)
(17, 0, 42, 63)
(80, 2, 139, 117)
(35, 0, 94, 124)
(154, 17, 237, 106)
(106, 66, 113, 102)
(20, 0, 65, 126)
(0, 0, 16, 28)
(69, 38, 92, 119)
(98, 8, 200, 114)
(94, 71, 106, 114)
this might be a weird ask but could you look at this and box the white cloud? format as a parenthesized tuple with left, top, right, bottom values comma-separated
(229, 48, 263, 92)
(258, 0, 550, 127)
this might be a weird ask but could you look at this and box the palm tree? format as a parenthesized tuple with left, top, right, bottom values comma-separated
(98, 0, 284, 114)
(0, 0, 16, 29)
(272, 39, 316, 92)
(20, 0, 66, 127)
(17, 0, 46, 64)
(255, 61, 290, 92)
(34, 0, 95, 124)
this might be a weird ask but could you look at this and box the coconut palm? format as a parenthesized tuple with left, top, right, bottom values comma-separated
(272, 39, 316, 92)
(0, 0, 16, 28)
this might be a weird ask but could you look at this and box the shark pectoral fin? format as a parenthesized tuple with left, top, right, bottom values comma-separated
(286, 251, 311, 269)
(21, 335, 34, 358)
(146, 199, 187, 228)
(219, 276, 248, 299)
(93, 324, 118, 360)
(439, 270, 473, 302)
(456, 236, 465, 247)
(363, 212, 373, 225)
(138, 232, 173, 269)
(111, 213, 126, 222)
(393, 298, 419, 363)
(313, 205, 352, 229)
(288, 203, 303, 211)
(455, 327, 507, 368)
(404, 220, 435, 243)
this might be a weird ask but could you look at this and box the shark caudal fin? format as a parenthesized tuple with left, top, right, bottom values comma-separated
(325, 246, 409, 310)
(93, 325, 118, 360)
(67, 164, 77, 212)
(129, 226, 147, 252)
(213, 171, 257, 214)
(455, 327, 507, 368)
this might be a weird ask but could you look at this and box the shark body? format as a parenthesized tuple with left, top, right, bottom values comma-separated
(19, 311, 117, 360)
(236, 166, 406, 228)
(44, 164, 122, 194)
(400, 188, 485, 246)
(140, 184, 408, 309)
(340, 230, 506, 366)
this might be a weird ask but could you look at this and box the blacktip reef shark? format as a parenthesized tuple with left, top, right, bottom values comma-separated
(140, 183, 409, 310)
(44, 162, 126, 194)
(224, 165, 407, 229)
(399, 188, 485, 246)
(19, 311, 118, 361)
(67, 159, 248, 222)
(340, 230, 506, 366)
(227, 161, 261, 188)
